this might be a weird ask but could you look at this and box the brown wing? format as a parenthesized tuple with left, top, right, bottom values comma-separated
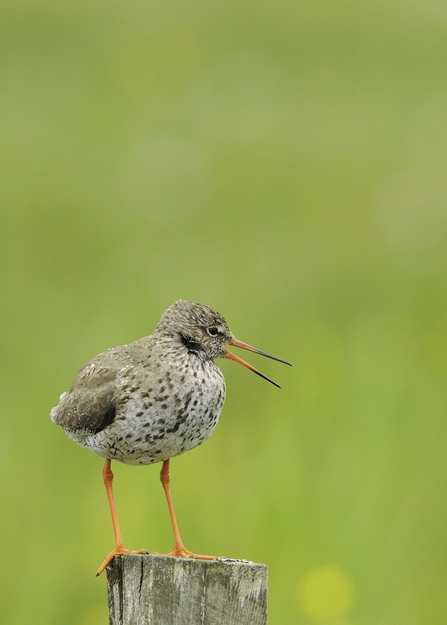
(50, 348, 131, 434)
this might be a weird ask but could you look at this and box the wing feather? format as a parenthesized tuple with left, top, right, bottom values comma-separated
(50, 348, 131, 434)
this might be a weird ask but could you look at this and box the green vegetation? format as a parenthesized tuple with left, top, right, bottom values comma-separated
(1, 1, 447, 623)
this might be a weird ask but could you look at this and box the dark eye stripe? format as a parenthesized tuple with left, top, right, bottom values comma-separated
(179, 333, 203, 355)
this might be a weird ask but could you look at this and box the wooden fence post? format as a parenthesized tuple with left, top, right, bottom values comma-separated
(106, 554, 268, 625)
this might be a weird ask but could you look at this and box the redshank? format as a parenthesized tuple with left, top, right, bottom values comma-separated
(50, 300, 290, 575)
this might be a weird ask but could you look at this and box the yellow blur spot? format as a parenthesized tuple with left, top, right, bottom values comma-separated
(298, 566, 354, 620)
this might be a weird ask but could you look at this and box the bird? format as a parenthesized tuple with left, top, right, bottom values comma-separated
(50, 300, 291, 576)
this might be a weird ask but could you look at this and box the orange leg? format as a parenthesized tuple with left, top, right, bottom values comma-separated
(158, 459, 216, 560)
(96, 459, 147, 576)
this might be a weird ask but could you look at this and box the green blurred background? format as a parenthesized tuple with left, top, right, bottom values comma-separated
(2, 0, 447, 623)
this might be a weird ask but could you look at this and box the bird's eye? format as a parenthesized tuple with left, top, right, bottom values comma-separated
(207, 326, 219, 336)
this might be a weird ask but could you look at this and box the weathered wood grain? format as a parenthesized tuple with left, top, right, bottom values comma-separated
(106, 554, 268, 625)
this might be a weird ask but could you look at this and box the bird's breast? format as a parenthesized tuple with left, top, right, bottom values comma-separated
(84, 355, 226, 465)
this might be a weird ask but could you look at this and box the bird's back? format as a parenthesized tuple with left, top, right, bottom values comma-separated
(51, 342, 137, 431)
(51, 334, 226, 466)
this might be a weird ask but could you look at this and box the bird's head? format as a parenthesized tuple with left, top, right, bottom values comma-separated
(156, 300, 291, 387)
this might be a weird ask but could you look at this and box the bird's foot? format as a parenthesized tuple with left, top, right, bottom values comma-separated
(153, 545, 217, 560)
(96, 545, 148, 576)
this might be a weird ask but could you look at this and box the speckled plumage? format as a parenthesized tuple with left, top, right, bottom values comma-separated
(51, 299, 290, 574)
(51, 301, 229, 465)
